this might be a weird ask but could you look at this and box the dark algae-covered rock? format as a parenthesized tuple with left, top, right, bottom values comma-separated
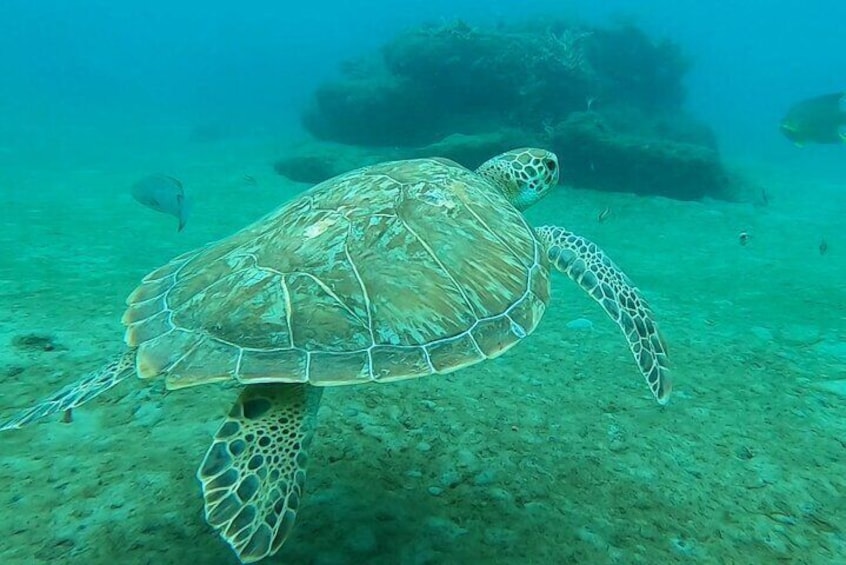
(290, 18, 737, 200)
(302, 20, 597, 147)
(550, 112, 730, 200)
(273, 141, 391, 184)
(274, 130, 539, 185)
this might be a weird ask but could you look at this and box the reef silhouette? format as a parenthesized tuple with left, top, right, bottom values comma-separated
(279, 19, 733, 200)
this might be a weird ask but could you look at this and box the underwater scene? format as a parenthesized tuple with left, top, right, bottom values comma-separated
(0, 1, 844, 563)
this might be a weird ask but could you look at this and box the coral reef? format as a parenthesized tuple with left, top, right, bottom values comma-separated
(302, 20, 603, 147)
(289, 19, 734, 200)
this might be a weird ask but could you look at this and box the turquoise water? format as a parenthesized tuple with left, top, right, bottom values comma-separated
(1, 2, 845, 564)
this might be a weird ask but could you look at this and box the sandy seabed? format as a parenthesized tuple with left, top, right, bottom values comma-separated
(0, 130, 844, 564)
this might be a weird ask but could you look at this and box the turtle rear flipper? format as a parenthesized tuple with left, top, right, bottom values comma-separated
(0, 349, 137, 430)
(198, 383, 323, 563)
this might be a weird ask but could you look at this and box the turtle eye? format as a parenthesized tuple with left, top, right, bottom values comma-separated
(545, 159, 556, 171)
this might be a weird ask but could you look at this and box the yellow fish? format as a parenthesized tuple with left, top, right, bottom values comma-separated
(780, 92, 846, 146)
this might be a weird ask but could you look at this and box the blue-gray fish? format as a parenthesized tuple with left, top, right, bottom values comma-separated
(131, 174, 190, 231)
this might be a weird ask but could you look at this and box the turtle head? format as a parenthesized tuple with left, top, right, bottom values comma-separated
(475, 148, 559, 211)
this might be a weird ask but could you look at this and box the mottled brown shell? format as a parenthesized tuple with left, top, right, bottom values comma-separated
(121, 158, 550, 389)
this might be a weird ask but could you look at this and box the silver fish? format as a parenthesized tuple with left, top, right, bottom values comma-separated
(131, 174, 190, 231)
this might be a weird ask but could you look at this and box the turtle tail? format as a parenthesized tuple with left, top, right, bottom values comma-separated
(0, 349, 137, 430)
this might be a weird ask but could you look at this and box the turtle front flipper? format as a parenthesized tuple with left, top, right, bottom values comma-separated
(0, 349, 137, 430)
(536, 226, 671, 404)
(198, 383, 323, 563)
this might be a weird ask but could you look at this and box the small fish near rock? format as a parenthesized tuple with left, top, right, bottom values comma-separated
(131, 174, 191, 231)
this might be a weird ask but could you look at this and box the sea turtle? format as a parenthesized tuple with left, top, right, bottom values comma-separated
(1, 148, 670, 563)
